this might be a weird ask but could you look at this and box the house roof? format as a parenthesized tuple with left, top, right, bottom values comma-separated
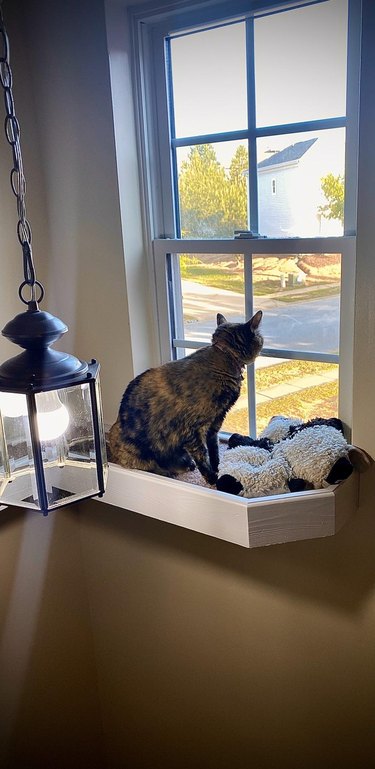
(257, 138, 318, 168)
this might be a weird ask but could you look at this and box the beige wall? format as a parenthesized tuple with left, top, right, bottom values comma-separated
(0, 508, 104, 769)
(78, 468, 375, 769)
(0, 0, 375, 768)
(2, 0, 143, 427)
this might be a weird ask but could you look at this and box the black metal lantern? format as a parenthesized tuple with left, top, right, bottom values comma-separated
(0, 5, 107, 514)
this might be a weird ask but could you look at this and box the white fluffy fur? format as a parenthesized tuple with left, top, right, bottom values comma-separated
(218, 445, 290, 498)
(274, 425, 349, 489)
(259, 415, 303, 443)
(218, 422, 351, 499)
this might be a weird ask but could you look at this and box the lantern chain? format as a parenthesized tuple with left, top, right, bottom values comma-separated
(0, 2, 44, 305)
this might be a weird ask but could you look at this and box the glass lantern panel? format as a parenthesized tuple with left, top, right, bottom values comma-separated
(35, 383, 100, 509)
(0, 393, 39, 509)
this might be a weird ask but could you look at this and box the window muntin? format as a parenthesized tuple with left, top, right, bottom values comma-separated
(178, 251, 341, 357)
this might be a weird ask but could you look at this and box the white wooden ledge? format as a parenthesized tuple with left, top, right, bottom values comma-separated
(97, 463, 359, 548)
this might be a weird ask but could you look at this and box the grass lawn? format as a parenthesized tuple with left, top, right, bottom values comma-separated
(222, 359, 338, 435)
(255, 359, 337, 389)
(181, 262, 339, 301)
(182, 263, 245, 293)
(223, 380, 338, 436)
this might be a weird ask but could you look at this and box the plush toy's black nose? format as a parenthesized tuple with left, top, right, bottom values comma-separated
(326, 457, 353, 485)
(288, 478, 312, 493)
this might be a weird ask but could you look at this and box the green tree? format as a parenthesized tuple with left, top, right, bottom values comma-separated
(178, 143, 248, 238)
(319, 173, 345, 224)
(222, 144, 248, 232)
(228, 144, 248, 185)
(178, 144, 227, 237)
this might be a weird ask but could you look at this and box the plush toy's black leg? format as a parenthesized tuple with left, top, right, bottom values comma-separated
(216, 474, 244, 495)
(228, 433, 252, 448)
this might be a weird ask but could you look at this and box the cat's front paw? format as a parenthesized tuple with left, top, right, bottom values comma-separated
(176, 453, 196, 472)
(204, 470, 218, 486)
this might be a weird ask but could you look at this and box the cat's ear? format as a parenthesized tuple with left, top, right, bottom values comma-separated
(247, 310, 263, 330)
(217, 313, 227, 326)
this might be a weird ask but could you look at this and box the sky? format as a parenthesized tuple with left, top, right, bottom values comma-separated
(169, 0, 348, 170)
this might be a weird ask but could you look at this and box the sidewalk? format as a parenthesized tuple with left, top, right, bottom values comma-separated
(232, 367, 337, 410)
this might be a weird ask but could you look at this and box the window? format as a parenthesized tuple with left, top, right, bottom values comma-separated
(131, 0, 360, 438)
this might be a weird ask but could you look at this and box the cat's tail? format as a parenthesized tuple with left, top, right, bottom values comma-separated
(108, 417, 137, 467)
(108, 417, 174, 477)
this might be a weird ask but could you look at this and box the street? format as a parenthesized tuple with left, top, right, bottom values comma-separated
(182, 280, 340, 354)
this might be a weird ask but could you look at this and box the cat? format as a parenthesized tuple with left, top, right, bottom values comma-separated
(109, 310, 263, 484)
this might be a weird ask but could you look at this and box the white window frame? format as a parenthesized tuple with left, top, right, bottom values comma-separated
(130, 0, 361, 436)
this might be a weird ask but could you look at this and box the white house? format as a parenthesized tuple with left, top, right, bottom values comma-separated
(257, 137, 343, 237)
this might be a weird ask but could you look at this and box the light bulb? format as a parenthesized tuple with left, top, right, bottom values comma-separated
(0, 390, 69, 441)
(35, 391, 70, 441)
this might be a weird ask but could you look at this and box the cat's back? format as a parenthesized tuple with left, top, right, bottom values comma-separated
(120, 346, 236, 419)
(121, 347, 214, 407)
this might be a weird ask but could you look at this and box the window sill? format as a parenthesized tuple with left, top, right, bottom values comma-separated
(96, 463, 359, 549)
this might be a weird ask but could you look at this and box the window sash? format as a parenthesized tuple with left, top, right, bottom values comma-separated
(153, 236, 356, 434)
(165, 12, 348, 238)
(136, 0, 360, 240)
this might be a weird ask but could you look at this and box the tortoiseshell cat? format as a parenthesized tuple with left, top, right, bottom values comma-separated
(109, 311, 263, 484)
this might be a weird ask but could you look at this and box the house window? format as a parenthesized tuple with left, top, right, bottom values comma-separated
(131, 0, 359, 438)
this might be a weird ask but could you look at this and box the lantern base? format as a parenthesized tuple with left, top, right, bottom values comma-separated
(22, 485, 73, 507)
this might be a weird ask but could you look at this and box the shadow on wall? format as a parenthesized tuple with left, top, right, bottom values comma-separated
(77, 463, 375, 616)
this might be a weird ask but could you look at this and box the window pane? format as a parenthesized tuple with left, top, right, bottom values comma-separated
(255, 358, 339, 435)
(253, 252, 341, 355)
(221, 358, 339, 438)
(179, 253, 245, 343)
(257, 129, 345, 237)
(254, 0, 348, 127)
(177, 141, 248, 238)
(170, 22, 247, 138)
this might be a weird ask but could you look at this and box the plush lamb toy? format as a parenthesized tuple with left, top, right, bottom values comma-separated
(217, 416, 371, 498)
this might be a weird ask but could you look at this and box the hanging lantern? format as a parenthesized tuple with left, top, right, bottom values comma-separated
(0, 6, 107, 514)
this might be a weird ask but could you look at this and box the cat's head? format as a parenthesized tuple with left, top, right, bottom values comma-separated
(213, 310, 263, 364)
